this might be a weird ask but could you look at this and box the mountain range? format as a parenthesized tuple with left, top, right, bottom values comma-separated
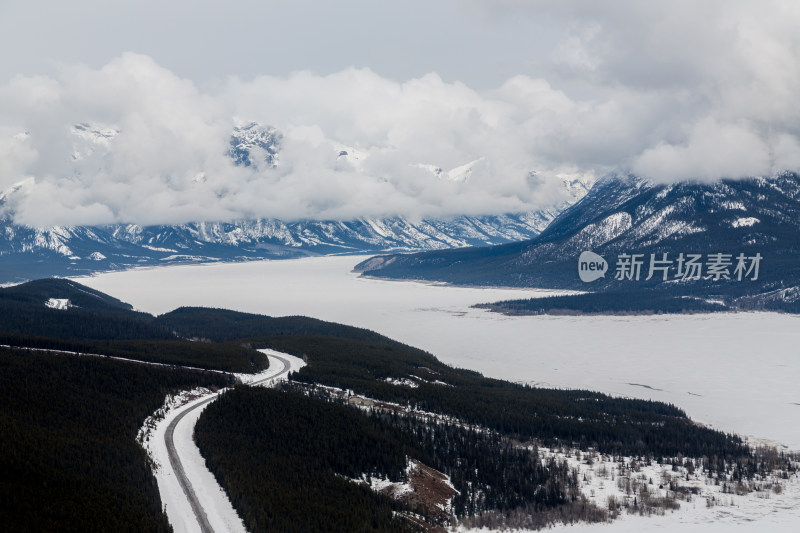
(0, 122, 590, 283)
(356, 172, 800, 311)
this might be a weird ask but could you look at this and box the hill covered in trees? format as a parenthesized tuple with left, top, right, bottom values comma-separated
(0, 279, 269, 372)
(196, 386, 602, 532)
(0, 346, 231, 532)
(251, 334, 746, 460)
(475, 288, 730, 316)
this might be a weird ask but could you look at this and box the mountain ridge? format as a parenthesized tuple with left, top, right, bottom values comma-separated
(355, 172, 800, 310)
(0, 209, 571, 282)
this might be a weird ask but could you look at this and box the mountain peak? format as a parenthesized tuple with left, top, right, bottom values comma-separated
(229, 122, 282, 168)
(70, 122, 119, 161)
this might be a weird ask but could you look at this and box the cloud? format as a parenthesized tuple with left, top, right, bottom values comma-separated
(468, 0, 800, 180)
(0, 55, 590, 226)
(632, 119, 772, 182)
(1, 1, 800, 226)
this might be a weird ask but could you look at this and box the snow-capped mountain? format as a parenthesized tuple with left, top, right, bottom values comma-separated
(0, 210, 571, 282)
(356, 172, 800, 298)
(415, 158, 485, 183)
(228, 122, 282, 168)
(70, 122, 119, 161)
(0, 122, 592, 282)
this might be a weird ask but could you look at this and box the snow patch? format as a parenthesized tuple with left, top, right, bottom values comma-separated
(333, 142, 367, 169)
(415, 158, 484, 183)
(732, 217, 760, 228)
(455, 447, 800, 532)
(45, 298, 72, 310)
(568, 211, 632, 250)
(348, 457, 459, 520)
(142, 245, 178, 253)
(534, 446, 800, 533)
(720, 200, 747, 211)
(350, 471, 413, 500)
(384, 377, 420, 388)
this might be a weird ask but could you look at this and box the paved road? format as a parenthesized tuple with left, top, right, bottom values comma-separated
(164, 395, 219, 533)
(2, 342, 294, 532)
(249, 354, 292, 386)
(163, 353, 293, 533)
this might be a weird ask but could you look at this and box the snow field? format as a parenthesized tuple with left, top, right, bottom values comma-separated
(456, 447, 800, 532)
(541, 447, 800, 532)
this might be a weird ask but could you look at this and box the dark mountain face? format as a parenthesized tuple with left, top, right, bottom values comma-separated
(356, 172, 800, 304)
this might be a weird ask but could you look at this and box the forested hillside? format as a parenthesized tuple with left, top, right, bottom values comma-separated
(196, 387, 420, 532)
(0, 347, 231, 532)
(0, 281, 755, 462)
(476, 288, 729, 316)
(153, 305, 750, 458)
(196, 386, 602, 532)
(261, 334, 747, 460)
(155, 306, 405, 346)
(0, 280, 269, 372)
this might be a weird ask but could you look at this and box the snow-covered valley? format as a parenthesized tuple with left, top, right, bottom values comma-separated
(76, 255, 800, 531)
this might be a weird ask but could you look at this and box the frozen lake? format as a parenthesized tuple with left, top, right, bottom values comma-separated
(76, 255, 800, 449)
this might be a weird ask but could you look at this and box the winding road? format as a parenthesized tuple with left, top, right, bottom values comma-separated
(162, 352, 295, 533)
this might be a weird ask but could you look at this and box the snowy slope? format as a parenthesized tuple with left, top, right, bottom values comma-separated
(228, 122, 281, 168)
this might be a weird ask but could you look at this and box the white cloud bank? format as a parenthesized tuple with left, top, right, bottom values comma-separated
(1, 0, 799, 227)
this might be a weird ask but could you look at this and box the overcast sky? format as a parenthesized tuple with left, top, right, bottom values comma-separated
(0, 1, 564, 90)
(1, 0, 799, 226)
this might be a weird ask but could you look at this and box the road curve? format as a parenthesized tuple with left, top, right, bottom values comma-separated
(163, 353, 293, 533)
